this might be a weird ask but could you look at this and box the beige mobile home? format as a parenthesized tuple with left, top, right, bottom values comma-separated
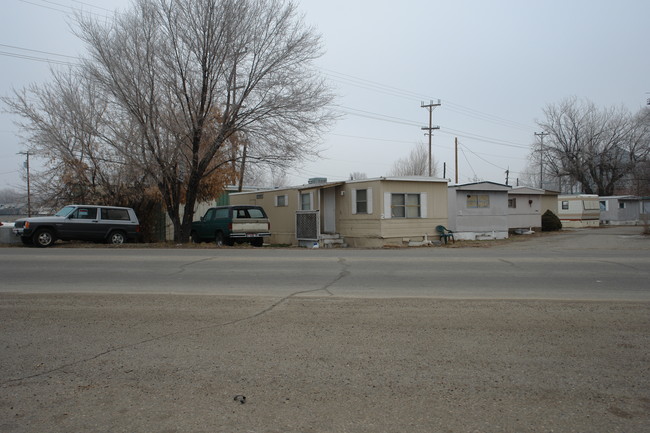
(229, 176, 449, 247)
(557, 194, 600, 228)
(541, 189, 560, 216)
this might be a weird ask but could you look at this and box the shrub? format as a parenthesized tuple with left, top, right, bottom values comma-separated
(542, 210, 562, 231)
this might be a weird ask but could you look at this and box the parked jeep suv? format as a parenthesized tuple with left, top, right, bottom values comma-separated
(13, 205, 140, 247)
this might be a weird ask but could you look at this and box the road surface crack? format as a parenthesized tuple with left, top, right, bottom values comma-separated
(1, 257, 351, 386)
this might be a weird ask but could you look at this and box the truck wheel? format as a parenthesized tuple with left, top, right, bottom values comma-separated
(215, 232, 233, 247)
(108, 230, 126, 245)
(190, 231, 201, 244)
(33, 228, 56, 247)
(251, 238, 263, 247)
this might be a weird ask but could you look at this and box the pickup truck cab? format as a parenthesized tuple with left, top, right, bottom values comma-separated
(191, 205, 271, 247)
(13, 204, 140, 247)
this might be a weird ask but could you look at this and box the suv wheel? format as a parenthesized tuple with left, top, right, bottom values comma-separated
(108, 230, 126, 245)
(33, 228, 56, 247)
(215, 232, 233, 247)
(191, 231, 201, 244)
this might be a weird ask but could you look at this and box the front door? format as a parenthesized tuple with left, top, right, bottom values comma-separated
(63, 206, 103, 240)
(322, 187, 336, 234)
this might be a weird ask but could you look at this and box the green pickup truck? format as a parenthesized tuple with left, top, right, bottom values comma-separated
(190, 205, 271, 247)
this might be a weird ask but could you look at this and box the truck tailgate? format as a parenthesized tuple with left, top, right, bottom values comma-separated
(232, 219, 269, 233)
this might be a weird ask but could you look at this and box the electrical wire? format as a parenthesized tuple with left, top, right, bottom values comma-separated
(0, 50, 76, 66)
(18, 0, 113, 19)
(458, 146, 477, 180)
(321, 67, 536, 132)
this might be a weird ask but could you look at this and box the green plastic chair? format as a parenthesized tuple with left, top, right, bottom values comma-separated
(436, 225, 455, 244)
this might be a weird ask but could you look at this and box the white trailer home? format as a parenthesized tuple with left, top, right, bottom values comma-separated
(557, 194, 600, 228)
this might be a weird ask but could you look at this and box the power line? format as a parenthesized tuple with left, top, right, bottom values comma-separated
(330, 133, 418, 145)
(458, 145, 477, 180)
(19, 0, 69, 14)
(320, 67, 536, 132)
(0, 43, 79, 59)
(19, 0, 113, 19)
(439, 127, 531, 149)
(0, 50, 77, 66)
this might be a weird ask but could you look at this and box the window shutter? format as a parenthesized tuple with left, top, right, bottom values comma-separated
(420, 192, 427, 218)
(367, 188, 373, 214)
(351, 189, 357, 214)
(384, 192, 392, 219)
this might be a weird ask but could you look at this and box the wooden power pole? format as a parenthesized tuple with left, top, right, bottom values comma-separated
(454, 137, 459, 184)
(534, 131, 549, 189)
(421, 100, 441, 176)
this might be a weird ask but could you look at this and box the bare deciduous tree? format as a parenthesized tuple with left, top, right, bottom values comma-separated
(243, 163, 289, 189)
(535, 97, 649, 195)
(4, 0, 335, 242)
(4, 70, 147, 205)
(388, 143, 439, 177)
(0, 188, 23, 204)
(2, 68, 167, 239)
(348, 172, 367, 180)
(74, 0, 335, 241)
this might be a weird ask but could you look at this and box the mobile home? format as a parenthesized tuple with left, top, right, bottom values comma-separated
(230, 176, 449, 247)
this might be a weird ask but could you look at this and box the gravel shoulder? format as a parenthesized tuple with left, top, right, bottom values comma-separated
(1, 293, 649, 433)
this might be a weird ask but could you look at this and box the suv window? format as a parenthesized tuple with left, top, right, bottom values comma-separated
(248, 208, 265, 218)
(101, 208, 130, 221)
(70, 207, 98, 219)
(215, 208, 229, 218)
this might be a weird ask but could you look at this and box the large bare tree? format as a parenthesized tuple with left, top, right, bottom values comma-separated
(535, 97, 649, 195)
(2, 0, 334, 241)
(72, 0, 335, 241)
(4, 69, 148, 206)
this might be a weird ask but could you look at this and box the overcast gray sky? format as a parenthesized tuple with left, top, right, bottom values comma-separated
(2, 0, 649, 193)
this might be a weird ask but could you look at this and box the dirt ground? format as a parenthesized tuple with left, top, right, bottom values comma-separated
(1, 293, 649, 433)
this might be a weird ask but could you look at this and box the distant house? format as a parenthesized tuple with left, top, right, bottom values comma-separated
(507, 186, 546, 232)
(599, 196, 648, 225)
(229, 176, 449, 247)
(557, 194, 600, 228)
(447, 181, 510, 240)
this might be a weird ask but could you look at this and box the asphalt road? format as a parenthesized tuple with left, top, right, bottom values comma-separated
(1, 226, 649, 301)
(1, 226, 649, 433)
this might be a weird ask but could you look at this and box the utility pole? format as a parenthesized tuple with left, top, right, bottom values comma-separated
(421, 100, 441, 177)
(454, 137, 459, 184)
(505, 168, 509, 186)
(17, 151, 31, 217)
(534, 132, 549, 189)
